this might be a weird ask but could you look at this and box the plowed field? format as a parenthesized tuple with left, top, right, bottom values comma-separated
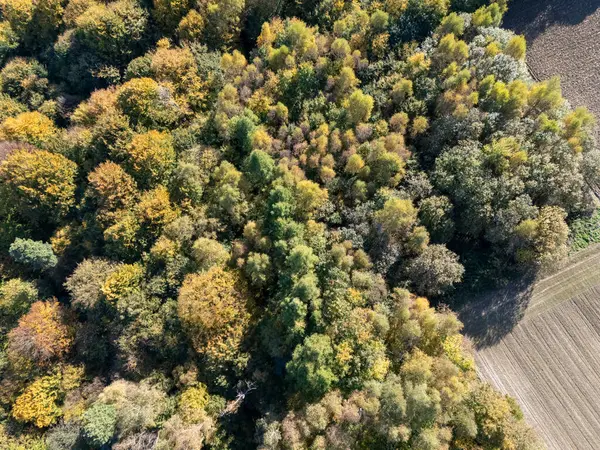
(503, 0, 600, 121)
(460, 246, 600, 449)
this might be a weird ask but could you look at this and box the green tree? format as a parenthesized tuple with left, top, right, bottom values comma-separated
(82, 403, 117, 447)
(0, 93, 26, 122)
(515, 206, 569, 267)
(375, 198, 417, 242)
(97, 380, 168, 438)
(0, 0, 63, 50)
(117, 77, 183, 129)
(74, 0, 148, 65)
(65, 259, 117, 310)
(295, 180, 328, 219)
(0, 22, 19, 64)
(406, 244, 464, 296)
(191, 237, 229, 271)
(9, 238, 57, 271)
(418, 196, 454, 243)
(201, 0, 245, 49)
(209, 161, 249, 227)
(0, 278, 37, 329)
(286, 334, 338, 401)
(245, 149, 275, 188)
(244, 252, 271, 288)
(346, 89, 374, 125)
(0, 57, 49, 108)
(152, 0, 190, 32)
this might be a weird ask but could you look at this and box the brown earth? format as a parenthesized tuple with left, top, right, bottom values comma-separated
(503, 0, 600, 120)
(459, 245, 600, 449)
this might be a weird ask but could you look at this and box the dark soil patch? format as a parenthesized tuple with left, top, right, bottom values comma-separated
(504, 0, 600, 120)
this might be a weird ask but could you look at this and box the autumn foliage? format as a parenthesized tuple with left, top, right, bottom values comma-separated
(0, 0, 592, 447)
(8, 300, 74, 366)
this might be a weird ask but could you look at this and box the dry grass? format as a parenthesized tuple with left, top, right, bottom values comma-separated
(503, 0, 600, 120)
(460, 246, 600, 449)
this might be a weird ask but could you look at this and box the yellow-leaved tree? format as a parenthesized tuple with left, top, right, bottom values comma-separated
(178, 266, 252, 377)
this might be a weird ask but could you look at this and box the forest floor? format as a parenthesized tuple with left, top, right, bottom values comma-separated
(503, 0, 600, 121)
(459, 245, 600, 450)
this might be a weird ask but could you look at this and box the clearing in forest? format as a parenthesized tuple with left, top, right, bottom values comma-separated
(459, 246, 600, 450)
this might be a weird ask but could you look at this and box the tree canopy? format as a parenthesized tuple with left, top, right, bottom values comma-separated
(0, 0, 593, 448)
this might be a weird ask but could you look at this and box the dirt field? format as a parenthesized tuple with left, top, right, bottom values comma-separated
(503, 0, 600, 120)
(460, 246, 600, 449)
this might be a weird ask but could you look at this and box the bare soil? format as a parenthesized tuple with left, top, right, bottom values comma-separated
(503, 0, 600, 120)
(460, 245, 600, 449)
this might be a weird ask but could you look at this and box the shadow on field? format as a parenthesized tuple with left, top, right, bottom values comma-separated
(457, 272, 537, 349)
(504, 0, 600, 40)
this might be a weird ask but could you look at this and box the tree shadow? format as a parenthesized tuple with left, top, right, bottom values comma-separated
(457, 271, 537, 349)
(503, 0, 600, 41)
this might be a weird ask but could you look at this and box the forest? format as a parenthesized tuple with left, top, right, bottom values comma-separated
(0, 0, 596, 448)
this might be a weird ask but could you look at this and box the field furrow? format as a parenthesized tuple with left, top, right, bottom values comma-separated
(463, 246, 600, 449)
